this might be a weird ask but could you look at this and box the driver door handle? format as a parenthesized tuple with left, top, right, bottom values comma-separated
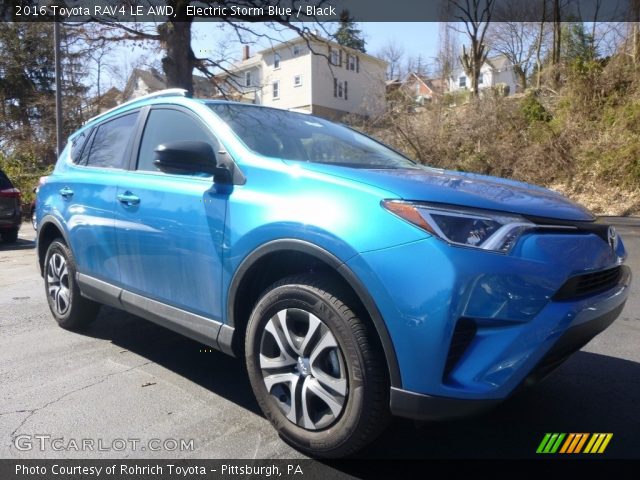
(117, 192, 140, 206)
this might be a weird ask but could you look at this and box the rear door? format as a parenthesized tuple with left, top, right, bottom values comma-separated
(58, 111, 140, 282)
(114, 106, 227, 320)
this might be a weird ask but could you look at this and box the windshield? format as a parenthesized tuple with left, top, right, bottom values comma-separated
(208, 103, 418, 169)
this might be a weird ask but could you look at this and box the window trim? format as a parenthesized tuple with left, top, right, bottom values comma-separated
(272, 80, 280, 100)
(274, 52, 281, 69)
(244, 71, 252, 87)
(293, 74, 302, 87)
(459, 76, 466, 88)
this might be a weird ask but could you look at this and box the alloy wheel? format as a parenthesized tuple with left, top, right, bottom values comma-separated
(47, 253, 70, 316)
(259, 308, 348, 430)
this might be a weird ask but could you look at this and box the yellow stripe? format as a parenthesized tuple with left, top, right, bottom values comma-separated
(559, 433, 575, 454)
(583, 433, 598, 453)
(597, 434, 613, 453)
(567, 434, 582, 454)
(574, 433, 589, 453)
(590, 434, 606, 453)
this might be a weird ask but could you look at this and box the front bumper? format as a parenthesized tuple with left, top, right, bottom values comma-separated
(347, 230, 630, 416)
(388, 285, 627, 420)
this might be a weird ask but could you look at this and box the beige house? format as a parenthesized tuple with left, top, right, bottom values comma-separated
(216, 36, 388, 120)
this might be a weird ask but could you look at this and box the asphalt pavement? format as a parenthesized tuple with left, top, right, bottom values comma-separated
(1, 219, 639, 460)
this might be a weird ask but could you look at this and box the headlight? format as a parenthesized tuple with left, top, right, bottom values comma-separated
(382, 200, 535, 253)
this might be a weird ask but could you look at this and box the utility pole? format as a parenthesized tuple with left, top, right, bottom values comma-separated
(53, 19, 63, 158)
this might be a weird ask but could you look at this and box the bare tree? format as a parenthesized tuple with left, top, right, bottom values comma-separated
(436, 22, 459, 83)
(535, 0, 547, 88)
(453, 0, 496, 96)
(81, 1, 330, 95)
(378, 40, 405, 80)
(487, 1, 548, 91)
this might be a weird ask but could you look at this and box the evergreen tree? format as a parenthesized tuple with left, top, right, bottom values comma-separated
(333, 10, 366, 53)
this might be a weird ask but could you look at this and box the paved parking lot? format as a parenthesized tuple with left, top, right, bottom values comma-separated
(1, 219, 639, 460)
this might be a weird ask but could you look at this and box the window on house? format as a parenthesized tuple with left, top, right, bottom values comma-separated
(272, 81, 279, 99)
(478, 75, 484, 85)
(293, 45, 301, 55)
(274, 53, 280, 69)
(459, 76, 466, 88)
(344, 81, 348, 100)
(330, 48, 340, 66)
(338, 81, 343, 98)
(245, 71, 251, 87)
(293, 75, 302, 87)
(348, 55, 357, 71)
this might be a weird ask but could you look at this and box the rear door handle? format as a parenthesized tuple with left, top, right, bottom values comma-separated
(117, 192, 140, 206)
(59, 187, 74, 198)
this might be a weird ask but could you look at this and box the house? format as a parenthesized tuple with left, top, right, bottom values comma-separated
(121, 68, 217, 102)
(448, 54, 518, 96)
(215, 35, 388, 120)
(402, 73, 445, 103)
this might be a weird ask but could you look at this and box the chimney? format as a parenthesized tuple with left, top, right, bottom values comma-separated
(242, 45, 250, 61)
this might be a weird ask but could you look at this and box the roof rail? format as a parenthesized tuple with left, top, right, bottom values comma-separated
(85, 88, 190, 125)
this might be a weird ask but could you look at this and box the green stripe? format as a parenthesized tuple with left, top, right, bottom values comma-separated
(543, 434, 559, 453)
(550, 433, 566, 453)
(537, 433, 552, 453)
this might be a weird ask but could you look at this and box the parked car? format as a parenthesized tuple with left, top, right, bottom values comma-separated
(36, 89, 631, 457)
(0, 168, 22, 243)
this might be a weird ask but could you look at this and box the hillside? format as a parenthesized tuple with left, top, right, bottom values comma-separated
(361, 55, 640, 216)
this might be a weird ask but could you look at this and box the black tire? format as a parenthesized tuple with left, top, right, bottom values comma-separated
(245, 273, 390, 458)
(44, 239, 100, 330)
(1, 229, 18, 243)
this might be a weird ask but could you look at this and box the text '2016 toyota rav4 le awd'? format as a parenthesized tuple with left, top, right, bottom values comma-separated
(36, 89, 630, 457)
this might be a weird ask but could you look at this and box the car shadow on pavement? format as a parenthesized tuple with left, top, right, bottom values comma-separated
(0, 238, 35, 251)
(82, 306, 261, 416)
(80, 307, 640, 460)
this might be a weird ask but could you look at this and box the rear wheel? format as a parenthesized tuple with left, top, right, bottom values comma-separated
(245, 274, 389, 458)
(44, 239, 100, 330)
(1, 229, 18, 243)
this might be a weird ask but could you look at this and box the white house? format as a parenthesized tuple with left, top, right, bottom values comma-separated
(216, 36, 388, 120)
(448, 54, 519, 96)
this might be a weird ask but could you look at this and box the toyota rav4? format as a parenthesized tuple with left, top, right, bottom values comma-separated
(36, 89, 631, 457)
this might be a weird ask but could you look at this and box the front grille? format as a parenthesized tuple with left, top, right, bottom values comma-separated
(443, 318, 477, 379)
(553, 266, 622, 301)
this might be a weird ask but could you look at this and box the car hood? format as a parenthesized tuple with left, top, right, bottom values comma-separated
(297, 163, 595, 222)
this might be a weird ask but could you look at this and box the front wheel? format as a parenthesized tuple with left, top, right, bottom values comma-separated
(245, 274, 389, 458)
(44, 239, 100, 330)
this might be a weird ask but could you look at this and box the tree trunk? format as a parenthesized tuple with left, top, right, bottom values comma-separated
(535, 0, 546, 88)
(158, 2, 194, 94)
(515, 66, 527, 91)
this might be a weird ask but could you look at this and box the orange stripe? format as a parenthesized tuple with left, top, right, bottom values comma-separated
(590, 434, 606, 453)
(574, 433, 589, 453)
(598, 434, 613, 453)
(567, 434, 582, 453)
(559, 434, 575, 454)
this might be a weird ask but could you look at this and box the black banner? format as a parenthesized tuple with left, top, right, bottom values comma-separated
(0, 0, 635, 23)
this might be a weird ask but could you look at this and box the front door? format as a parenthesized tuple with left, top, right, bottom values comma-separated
(115, 106, 227, 320)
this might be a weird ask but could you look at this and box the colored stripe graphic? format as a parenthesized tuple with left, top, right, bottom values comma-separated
(537, 433, 613, 454)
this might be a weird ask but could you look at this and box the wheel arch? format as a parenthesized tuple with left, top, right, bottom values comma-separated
(226, 239, 402, 388)
(37, 215, 70, 276)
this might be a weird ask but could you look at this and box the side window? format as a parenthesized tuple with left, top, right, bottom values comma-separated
(77, 129, 96, 166)
(70, 130, 88, 163)
(137, 109, 216, 172)
(86, 113, 138, 169)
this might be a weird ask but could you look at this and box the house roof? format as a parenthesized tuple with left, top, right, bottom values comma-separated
(404, 73, 446, 95)
(485, 54, 511, 72)
(122, 68, 217, 100)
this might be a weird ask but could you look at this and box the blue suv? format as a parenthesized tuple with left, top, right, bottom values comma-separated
(37, 89, 631, 457)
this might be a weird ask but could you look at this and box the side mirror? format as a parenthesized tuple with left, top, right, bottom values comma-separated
(154, 141, 217, 175)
